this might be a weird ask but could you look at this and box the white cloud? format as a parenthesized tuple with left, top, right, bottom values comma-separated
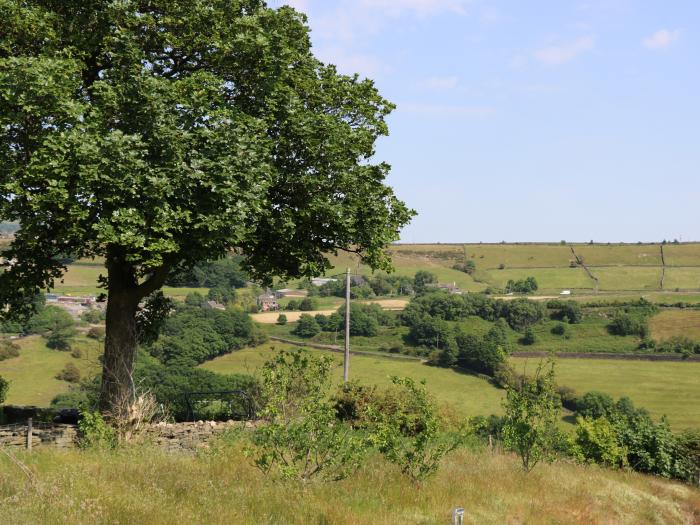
(642, 29, 681, 50)
(534, 36, 595, 65)
(422, 75, 459, 90)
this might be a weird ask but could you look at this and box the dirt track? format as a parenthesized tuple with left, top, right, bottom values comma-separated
(251, 299, 409, 324)
(251, 310, 338, 324)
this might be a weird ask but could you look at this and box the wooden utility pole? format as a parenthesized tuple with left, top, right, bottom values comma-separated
(344, 267, 351, 383)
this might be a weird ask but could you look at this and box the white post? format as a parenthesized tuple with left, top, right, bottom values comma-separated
(452, 507, 465, 525)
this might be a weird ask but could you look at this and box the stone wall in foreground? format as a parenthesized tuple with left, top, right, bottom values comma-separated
(0, 420, 256, 451)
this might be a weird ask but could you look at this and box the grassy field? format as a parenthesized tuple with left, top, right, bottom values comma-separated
(664, 244, 700, 266)
(664, 267, 700, 290)
(324, 243, 700, 296)
(0, 336, 102, 406)
(591, 266, 663, 291)
(512, 356, 700, 430)
(486, 267, 593, 291)
(650, 309, 700, 341)
(574, 244, 663, 266)
(202, 343, 505, 420)
(2, 445, 698, 525)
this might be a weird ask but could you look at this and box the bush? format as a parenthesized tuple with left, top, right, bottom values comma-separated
(502, 360, 561, 472)
(452, 260, 476, 274)
(292, 314, 320, 338)
(285, 299, 299, 311)
(78, 411, 116, 449)
(520, 327, 537, 345)
(87, 326, 106, 341)
(576, 391, 615, 419)
(276, 314, 287, 325)
(548, 301, 582, 324)
(0, 338, 20, 361)
(571, 416, 627, 468)
(134, 353, 257, 421)
(146, 305, 262, 367)
(46, 329, 74, 351)
(251, 350, 365, 482)
(506, 277, 538, 294)
(80, 308, 103, 324)
(56, 363, 81, 383)
(70, 347, 83, 359)
(26, 305, 75, 335)
(366, 376, 462, 481)
(608, 312, 648, 337)
(184, 292, 205, 307)
(551, 323, 567, 336)
(0, 375, 8, 404)
(298, 297, 318, 311)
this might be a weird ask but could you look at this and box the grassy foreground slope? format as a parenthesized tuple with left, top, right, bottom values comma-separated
(0, 446, 698, 524)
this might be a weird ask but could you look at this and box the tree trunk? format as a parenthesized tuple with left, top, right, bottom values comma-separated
(99, 265, 140, 413)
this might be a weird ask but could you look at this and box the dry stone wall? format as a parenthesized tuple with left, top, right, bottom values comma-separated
(0, 420, 257, 451)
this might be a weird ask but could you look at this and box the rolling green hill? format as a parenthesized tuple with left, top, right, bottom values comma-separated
(326, 242, 700, 296)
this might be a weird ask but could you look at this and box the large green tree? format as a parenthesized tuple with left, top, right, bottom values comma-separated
(0, 1, 413, 411)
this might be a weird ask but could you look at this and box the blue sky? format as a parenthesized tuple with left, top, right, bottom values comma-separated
(276, 1, 699, 243)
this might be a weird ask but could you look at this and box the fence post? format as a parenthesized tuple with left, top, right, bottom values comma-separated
(452, 507, 464, 525)
(26, 417, 33, 452)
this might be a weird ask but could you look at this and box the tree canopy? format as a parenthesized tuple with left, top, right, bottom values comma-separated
(0, 0, 412, 410)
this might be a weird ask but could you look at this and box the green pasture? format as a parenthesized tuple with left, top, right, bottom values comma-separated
(573, 244, 662, 266)
(486, 267, 592, 291)
(201, 342, 505, 419)
(662, 243, 700, 266)
(512, 356, 700, 430)
(591, 266, 662, 291)
(663, 267, 700, 290)
(0, 335, 102, 406)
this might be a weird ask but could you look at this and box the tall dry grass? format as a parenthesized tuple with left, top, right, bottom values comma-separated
(0, 441, 698, 524)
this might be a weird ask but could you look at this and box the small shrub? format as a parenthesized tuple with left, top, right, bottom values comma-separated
(70, 347, 83, 359)
(46, 329, 74, 350)
(56, 363, 81, 383)
(551, 323, 566, 336)
(570, 416, 627, 468)
(80, 308, 104, 324)
(502, 360, 561, 472)
(0, 339, 20, 361)
(520, 328, 537, 345)
(78, 411, 116, 449)
(298, 297, 318, 311)
(366, 376, 462, 482)
(250, 350, 365, 482)
(276, 314, 287, 325)
(87, 326, 106, 341)
(291, 314, 320, 338)
(0, 375, 8, 404)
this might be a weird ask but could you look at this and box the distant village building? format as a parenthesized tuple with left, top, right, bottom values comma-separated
(257, 293, 279, 312)
(429, 282, 462, 294)
(310, 277, 337, 287)
(560, 290, 572, 296)
(203, 300, 226, 311)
